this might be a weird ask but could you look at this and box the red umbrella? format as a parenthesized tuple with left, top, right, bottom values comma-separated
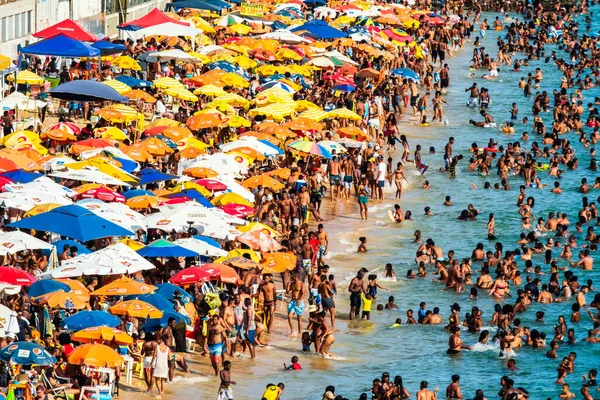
(44, 122, 81, 135)
(0, 176, 14, 191)
(77, 187, 126, 203)
(219, 203, 255, 218)
(169, 266, 215, 286)
(75, 139, 113, 148)
(159, 197, 191, 205)
(195, 179, 227, 191)
(144, 126, 169, 136)
(0, 266, 36, 286)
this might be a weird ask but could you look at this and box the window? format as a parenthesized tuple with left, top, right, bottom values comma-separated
(128, 0, 152, 7)
(1, 17, 6, 43)
(13, 14, 19, 40)
(26, 11, 31, 35)
(20, 13, 26, 37)
(7, 15, 13, 41)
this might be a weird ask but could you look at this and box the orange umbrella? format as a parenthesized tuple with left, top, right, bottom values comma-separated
(126, 195, 161, 209)
(186, 113, 222, 130)
(265, 168, 291, 180)
(242, 175, 285, 191)
(232, 147, 266, 161)
(182, 167, 218, 178)
(68, 343, 124, 367)
(161, 126, 193, 141)
(0, 149, 41, 171)
(17, 149, 44, 162)
(223, 256, 260, 270)
(338, 126, 368, 140)
(152, 189, 173, 197)
(0, 158, 19, 172)
(263, 126, 297, 140)
(260, 252, 297, 274)
(33, 291, 89, 310)
(283, 118, 322, 131)
(57, 279, 90, 300)
(239, 132, 280, 146)
(91, 277, 157, 296)
(254, 122, 279, 131)
(122, 144, 155, 163)
(204, 263, 242, 285)
(72, 326, 133, 345)
(140, 137, 174, 156)
(40, 129, 78, 142)
(109, 300, 163, 318)
(237, 230, 283, 252)
(123, 89, 156, 103)
(178, 146, 206, 159)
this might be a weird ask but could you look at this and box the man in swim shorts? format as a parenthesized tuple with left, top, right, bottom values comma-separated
(286, 271, 306, 337)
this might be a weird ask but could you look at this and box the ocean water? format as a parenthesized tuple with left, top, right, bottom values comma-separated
(221, 11, 600, 400)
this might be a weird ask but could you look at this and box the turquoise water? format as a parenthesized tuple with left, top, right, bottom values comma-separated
(211, 11, 600, 400)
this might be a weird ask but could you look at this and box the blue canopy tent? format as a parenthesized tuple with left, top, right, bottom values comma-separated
(115, 75, 154, 88)
(291, 20, 347, 40)
(166, 0, 225, 12)
(138, 168, 177, 185)
(50, 80, 129, 102)
(91, 41, 126, 55)
(9, 204, 134, 242)
(20, 34, 100, 58)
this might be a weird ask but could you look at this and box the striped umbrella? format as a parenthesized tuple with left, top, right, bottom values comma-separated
(298, 108, 329, 122)
(43, 122, 81, 135)
(288, 140, 333, 159)
(153, 77, 184, 89)
(328, 107, 362, 121)
(165, 87, 198, 102)
(248, 103, 294, 121)
(102, 79, 132, 94)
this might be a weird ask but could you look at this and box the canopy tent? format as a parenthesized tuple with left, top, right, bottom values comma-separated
(291, 20, 347, 39)
(91, 41, 126, 55)
(118, 7, 190, 31)
(139, 48, 200, 63)
(166, 0, 226, 12)
(33, 19, 98, 42)
(20, 34, 100, 58)
(50, 80, 129, 102)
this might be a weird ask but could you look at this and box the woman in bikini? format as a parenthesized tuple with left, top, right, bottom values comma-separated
(488, 273, 510, 298)
(393, 162, 409, 200)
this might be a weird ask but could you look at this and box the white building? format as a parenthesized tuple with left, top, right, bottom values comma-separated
(0, 0, 168, 59)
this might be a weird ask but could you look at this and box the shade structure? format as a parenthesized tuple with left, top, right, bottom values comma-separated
(166, 0, 225, 11)
(9, 204, 134, 242)
(0, 266, 36, 286)
(169, 266, 215, 285)
(28, 280, 71, 298)
(33, 290, 89, 310)
(50, 80, 129, 102)
(125, 293, 175, 312)
(91, 276, 156, 296)
(118, 7, 190, 31)
(138, 168, 177, 185)
(291, 20, 347, 39)
(20, 34, 100, 58)
(62, 310, 121, 330)
(168, 190, 213, 208)
(52, 239, 92, 255)
(0, 230, 54, 255)
(0, 170, 42, 183)
(123, 189, 156, 199)
(76, 187, 126, 203)
(173, 237, 227, 257)
(109, 300, 163, 318)
(237, 230, 283, 252)
(0, 342, 56, 365)
(91, 41, 126, 55)
(137, 239, 199, 258)
(115, 75, 154, 88)
(68, 343, 124, 368)
(33, 19, 98, 41)
(72, 326, 133, 344)
(288, 140, 333, 158)
(142, 311, 191, 332)
(155, 283, 194, 304)
(391, 68, 421, 82)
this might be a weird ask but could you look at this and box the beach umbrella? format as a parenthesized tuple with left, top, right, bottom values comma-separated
(223, 256, 260, 270)
(32, 290, 89, 310)
(186, 113, 222, 130)
(28, 280, 71, 297)
(138, 168, 177, 185)
(221, 115, 251, 128)
(123, 189, 156, 199)
(72, 327, 133, 344)
(61, 310, 121, 330)
(298, 108, 329, 121)
(137, 239, 199, 258)
(22, 203, 63, 218)
(218, 203, 255, 218)
(16, 71, 44, 85)
(40, 129, 78, 142)
(328, 107, 362, 121)
(153, 77, 184, 89)
(0, 230, 54, 254)
(141, 311, 191, 332)
(102, 79, 132, 94)
(50, 80, 129, 102)
(165, 87, 198, 102)
(237, 222, 281, 237)
(44, 122, 80, 135)
(168, 190, 213, 208)
(115, 75, 154, 88)
(68, 343, 124, 368)
(109, 299, 163, 318)
(125, 293, 174, 312)
(9, 205, 134, 242)
(0, 170, 42, 183)
(194, 84, 227, 97)
(57, 278, 91, 299)
(205, 263, 241, 284)
(76, 187, 126, 203)
(0, 342, 56, 365)
(283, 118, 322, 131)
(212, 192, 252, 207)
(169, 266, 214, 285)
(261, 252, 297, 274)
(318, 140, 348, 154)
(127, 195, 161, 209)
(160, 126, 193, 141)
(288, 140, 333, 158)
(155, 283, 194, 304)
(338, 126, 368, 140)
(195, 179, 227, 191)
(94, 126, 127, 141)
(219, 73, 249, 88)
(122, 144, 155, 163)
(242, 175, 285, 191)
(237, 230, 282, 252)
(91, 277, 156, 296)
(111, 55, 141, 71)
(123, 89, 156, 103)
(337, 137, 364, 148)
(391, 68, 421, 82)
(0, 266, 36, 286)
(182, 167, 218, 178)
(173, 238, 227, 257)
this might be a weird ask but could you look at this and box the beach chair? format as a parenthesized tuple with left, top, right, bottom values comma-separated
(40, 371, 68, 400)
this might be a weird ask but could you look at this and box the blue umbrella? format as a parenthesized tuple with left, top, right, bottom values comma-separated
(28, 280, 71, 297)
(115, 75, 154, 88)
(0, 170, 42, 183)
(112, 157, 138, 173)
(125, 293, 175, 311)
(155, 283, 194, 304)
(50, 80, 129, 102)
(334, 84, 356, 92)
(124, 189, 156, 199)
(208, 60, 236, 73)
(168, 190, 213, 208)
(61, 310, 121, 331)
(291, 20, 347, 40)
(193, 235, 222, 249)
(137, 168, 177, 185)
(52, 239, 92, 255)
(391, 68, 421, 82)
(0, 342, 56, 365)
(142, 311, 191, 332)
(9, 205, 134, 242)
(155, 135, 178, 149)
(258, 139, 284, 155)
(92, 41, 126, 55)
(137, 239, 199, 258)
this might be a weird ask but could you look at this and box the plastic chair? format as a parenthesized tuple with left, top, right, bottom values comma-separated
(41, 371, 68, 400)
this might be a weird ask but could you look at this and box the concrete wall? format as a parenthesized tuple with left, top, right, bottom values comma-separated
(0, 0, 35, 59)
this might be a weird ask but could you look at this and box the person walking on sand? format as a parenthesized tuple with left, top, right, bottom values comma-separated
(286, 270, 306, 337)
(151, 334, 170, 399)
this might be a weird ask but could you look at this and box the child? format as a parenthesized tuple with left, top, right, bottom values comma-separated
(284, 356, 302, 370)
(406, 309, 417, 324)
(217, 361, 236, 400)
(391, 318, 402, 328)
(360, 293, 373, 320)
(328, 274, 337, 295)
(301, 332, 311, 353)
(469, 287, 478, 300)
(358, 237, 368, 253)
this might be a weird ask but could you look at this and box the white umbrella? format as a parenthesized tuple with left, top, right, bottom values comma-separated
(180, 153, 249, 178)
(0, 231, 53, 255)
(0, 304, 19, 337)
(307, 56, 336, 68)
(257, 30, 312, 44)
(323, 50, 360, 66)
(337, 137, 364, 149)
(38, 243, 155, 279)
(220, 137, 281, 156)
(49, 167, 131, 186)
(78, 202, 145, 232)
(4, 176, 76, 197)
(216, 14, 244, 26)
(0, 192, 72, 212)
(213, 176, 255, 202)
(0, 92, 47, 112)
(173, 238, 228, 257)
(40, 156, 76, 171)
(318, 140, 348, 154)
(197, 45, 227, 55)
(140, 49, 198, 63)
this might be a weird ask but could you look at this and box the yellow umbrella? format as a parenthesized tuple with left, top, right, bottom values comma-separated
(119, 238, 146, 251)
(69, 343, 124, 368)
(194, 84, 226, 97)
(214, 93, 249, 107)
(179, 146, 205, 159)
(204, 100, 236, 114)
(72, 327, 133, 344)
(123, 89, 156, 103)
(219, 73, 249, 88)
(16, 71, 44, 85)
(161, 126, 193, 141)
(111, 55, 142, 71)
(153, 77, 184, 89)
(151, 118, 180, 128)
(276, 48, 302, 61)
(165, 87, 198, 102)
(102, 79, 132, 94)
(215, 248, 261, 263)
(127, 195, 161, 209)
(221, 115, 251, 128)
(248, 103, 294, 121)
(23, 203, 62, 217)
(57, 279, 90, 299)
(261, 252, 297, 273)
(3, 130, 40, 147)
(328, 107, 362, 121)
(94, 126, 127, 141)
(234, 55, 258, 69)
(237, 222, 281, 237)
(91, 277, 157, 296)
(68, 158, 139, 185)
(0, 55, 10, 70)
(230, 23, 252, 35)
(96, 104, 140, 123)
(109, 300, 163, 318)
(175, 136, 209, 151)
(74, 183, 105, 193)
(171, 181, 211, 197)
(243, 175, 285, 191)
(298, 108, 329, 121)
(295, 99, 321, 111)
(212, 192, 253, 207)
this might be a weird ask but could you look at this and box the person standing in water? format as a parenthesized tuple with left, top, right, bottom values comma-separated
(217, 361, 236, 400)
